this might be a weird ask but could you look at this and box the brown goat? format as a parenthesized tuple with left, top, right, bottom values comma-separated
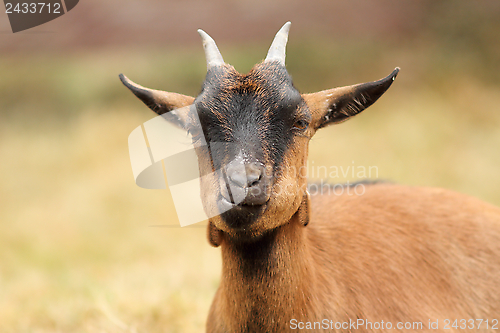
(120, 22, 500, 332)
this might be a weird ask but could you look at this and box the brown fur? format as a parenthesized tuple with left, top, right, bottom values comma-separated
(202, 66, 500, 331)
(120, 55, 499, 333)
(207, 184, 500, 332)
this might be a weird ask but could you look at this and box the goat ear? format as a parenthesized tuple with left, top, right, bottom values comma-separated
(207, 221, 224, 247)
(119, 74, 195, 129)
(303, 68, 399, 129)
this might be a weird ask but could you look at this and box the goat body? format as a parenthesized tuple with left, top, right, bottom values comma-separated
(120, 22, 500, 332)
(208, 184, 500, 332)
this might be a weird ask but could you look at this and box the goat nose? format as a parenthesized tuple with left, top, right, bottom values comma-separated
(245, 163, 263, 187)
(227, 162, 263, 188)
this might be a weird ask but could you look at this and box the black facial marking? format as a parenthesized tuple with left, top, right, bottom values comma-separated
(193, 62, 309, 226)
(195, 62, 305, 170)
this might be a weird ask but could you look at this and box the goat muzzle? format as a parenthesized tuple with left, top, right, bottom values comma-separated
(222, 158, 270, 207)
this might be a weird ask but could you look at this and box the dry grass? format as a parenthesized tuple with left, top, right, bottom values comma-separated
(0, 46, 499, 332)
(0, 109, 220, 332)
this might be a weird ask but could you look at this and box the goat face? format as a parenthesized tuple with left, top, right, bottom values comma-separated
(191, 61, 312, 239)
(120, 22, 398, 242)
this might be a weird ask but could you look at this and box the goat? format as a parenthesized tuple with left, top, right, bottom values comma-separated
(120, 22, 500, 332)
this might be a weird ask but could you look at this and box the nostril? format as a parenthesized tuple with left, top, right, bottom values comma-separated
(226, 157, 248, 188)
(246, 163, 263, 187)
(247, 173, 261, 187)
(227, 161, 264, 188)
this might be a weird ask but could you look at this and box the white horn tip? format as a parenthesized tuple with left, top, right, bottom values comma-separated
(197, 29, 207, 37)
(197, 29, 225, 68)
(282, 21, 292, 32)
(197, 29, 213, 44)
(265, 21, 292, 64)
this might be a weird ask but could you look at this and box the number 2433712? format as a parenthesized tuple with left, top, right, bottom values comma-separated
(5, 3, 62, 14)
(443, 319, 498, 330)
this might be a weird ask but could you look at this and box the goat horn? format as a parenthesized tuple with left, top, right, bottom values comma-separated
(198, 29, 225, 69)
(265, 21, 291, 65)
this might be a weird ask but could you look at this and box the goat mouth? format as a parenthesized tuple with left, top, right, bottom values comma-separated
(219, 195, 267, 214)
(220, 194, 269, 208)
(220, 183, 270, 207)
(218, 196, 267, 230)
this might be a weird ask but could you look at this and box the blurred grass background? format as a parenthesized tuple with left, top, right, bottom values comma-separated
(1, 0, 499, 332)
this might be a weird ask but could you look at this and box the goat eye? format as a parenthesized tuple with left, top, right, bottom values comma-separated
(293, 119, 309, 131)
